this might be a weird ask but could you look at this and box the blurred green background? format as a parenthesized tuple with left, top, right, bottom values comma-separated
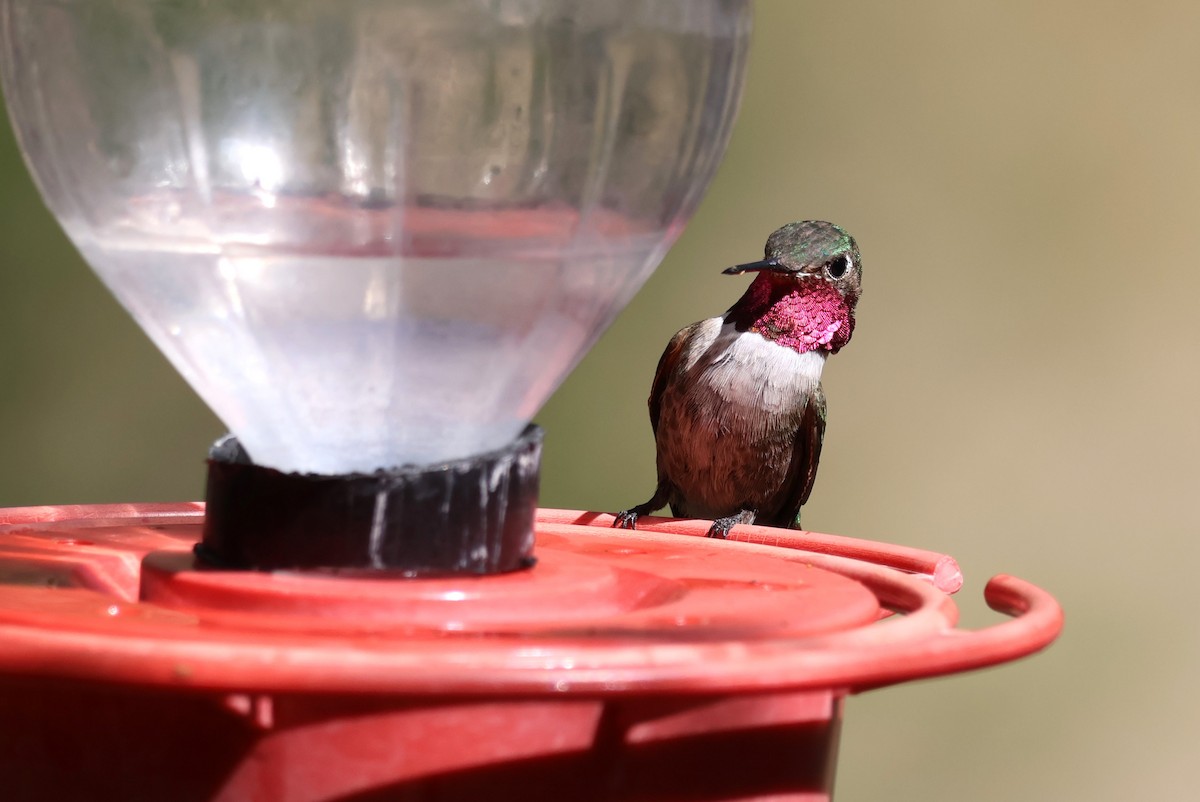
(1, 2, 1198, 800)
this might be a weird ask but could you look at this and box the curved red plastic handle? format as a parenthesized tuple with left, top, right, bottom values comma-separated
(539, 511, 1062, 692)
(828, 569, 1063, 693)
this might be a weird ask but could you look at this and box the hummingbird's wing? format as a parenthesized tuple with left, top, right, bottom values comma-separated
(781, 384, 827, 529)
(647, 324, 696, 434)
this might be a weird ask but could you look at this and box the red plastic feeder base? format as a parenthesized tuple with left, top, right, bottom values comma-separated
(0, 504, 1061, 802)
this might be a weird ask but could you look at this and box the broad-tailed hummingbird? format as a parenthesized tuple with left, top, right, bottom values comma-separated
(613, 220, 863, 538)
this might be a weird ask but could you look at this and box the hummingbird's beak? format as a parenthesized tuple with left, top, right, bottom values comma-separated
(722, 258, 784, 276)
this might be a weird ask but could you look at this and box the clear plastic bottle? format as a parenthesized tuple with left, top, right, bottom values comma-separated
(0, 0, 751, 473)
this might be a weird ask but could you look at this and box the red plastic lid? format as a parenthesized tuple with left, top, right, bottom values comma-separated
(0, 504, 1061, 695)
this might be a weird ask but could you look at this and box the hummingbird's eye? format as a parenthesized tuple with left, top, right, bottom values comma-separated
(826, 255, 850, 279)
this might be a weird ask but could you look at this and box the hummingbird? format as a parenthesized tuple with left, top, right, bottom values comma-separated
(613, 220, 863, 539)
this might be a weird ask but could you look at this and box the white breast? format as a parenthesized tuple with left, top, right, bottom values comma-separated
(679, 317, 826, 415)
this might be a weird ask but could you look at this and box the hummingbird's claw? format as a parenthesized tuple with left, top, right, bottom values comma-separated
(613, 490, 669, 531)
(613, 510, 640, 529)
(706, 517, 736, 539)
(707, 509, 755, 539)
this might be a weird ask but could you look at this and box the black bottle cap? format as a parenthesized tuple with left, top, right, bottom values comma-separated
(197, 426, 542, 575)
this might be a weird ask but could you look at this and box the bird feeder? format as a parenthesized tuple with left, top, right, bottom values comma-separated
(0, 1, 1061, 799)
(0, 504, 1059, 801)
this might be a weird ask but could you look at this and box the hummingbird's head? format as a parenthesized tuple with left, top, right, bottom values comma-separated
(724, 221, 863, 354)
(723, 220, 863, 310)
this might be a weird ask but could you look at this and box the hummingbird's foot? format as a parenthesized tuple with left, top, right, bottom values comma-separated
(706, 509, 756, 539)
(613, 486, 671, 530)
(613, 509, 641, 529)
